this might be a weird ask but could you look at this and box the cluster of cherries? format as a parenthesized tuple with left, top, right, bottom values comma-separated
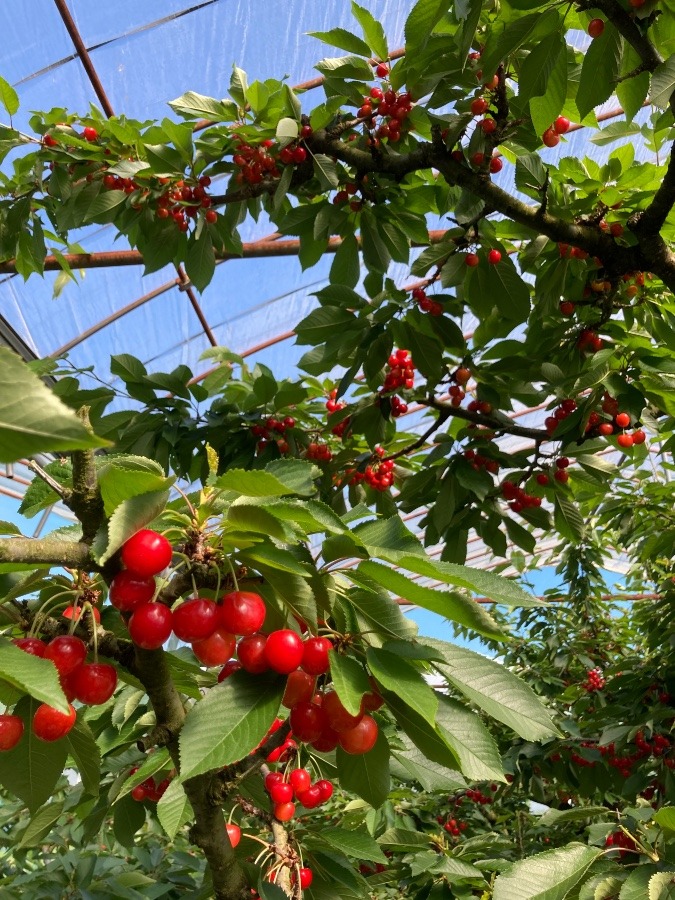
(437, 815, 468, 838)
(604, 830, 634, 858)
(500, 480, 543, 513)
(465, 248, 502, 267)
(464, 448, 499, 475)
(583, 668, 606, 692)
(382, 349, 415, 393)
(411, 286, 443, 316)
(541, 116, 571, 149)
(264, 767, 333, 827)
(354, 64, 414, 146)
(325, 388, 351, 437)
(447, 366, 471, 407)
(250, 414, 296, 456)
(130, 770, 172, 803)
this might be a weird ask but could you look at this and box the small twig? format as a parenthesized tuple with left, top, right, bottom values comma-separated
(27, 459, 72, 502)
(382, 409, 451, 463)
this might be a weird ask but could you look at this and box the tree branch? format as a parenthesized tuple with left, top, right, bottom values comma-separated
(0, 537, 96, 568)
(68, 408, 105, 544)
(422, 396, 549, 440)
(382, 409, 451, 463)
(26, 460, 72, 502)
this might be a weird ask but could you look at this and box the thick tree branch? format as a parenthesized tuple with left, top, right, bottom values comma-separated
(0, 537, 96, 568)
(423, 396, 549, 441)
(630, 141, 675, 236)
(68, 408, 105, 543)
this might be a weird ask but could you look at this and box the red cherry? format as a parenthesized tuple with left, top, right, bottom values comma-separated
(264, 630, 304, 674)
(225, 823, 241, 848)
(218, 659, 242, 682)
(270, 782, 294, 804)
(237, 633, 269, 673)
(204, 209, 218, 224)
(219, 591, 266, 636)
(42, 133, 58, 147)
(489, 156, 503, 174)
(471, 152, 485, 167)
(465, 253, 480, 267)
(559, 301, 575, 316)
(32, 703, 76, 742)
(71, 663, 118, 705)
(128, 603, 173, 650)
(121, 530, 173, 578)
(292, 146, 307, 164)
(554, 116, 570, 134)
(131, 785, 147, 802)
(615, 412, 631, 428)
(487, 249, 501, 265)
(610, 222, 623, 237)
(301, 637, 332, 676)
(282, 669, 315, 709)
(63, 605, 101, 624)
(554, 469, 569, 483)
(338, 715, 379, 755)
(470, 97, 488, 116)
(82, 127, 98, 142)
(556, 457, 569, 469)
(0, 714, 24, 750)
(274, 801, 295, 822)
(290, 701, 326, 743)
(311, 722, 341, 752)
(265, 771, 284, 792)
(536, 473, 550, 486)
(298, 868, 313, 889)
(375, 63, 389, 77)
(479, 118, 497, 135)
(598, 423, 614, 436)
(192, 627, 236, 666)
(13, 637, 46, 657)
(632, 429, 646, 444)
(44, 635, 87, 677)
(109, 570, 156, 611)
(588, 18, 605, 38)
(172, 598, 219, 642)
(542, 128, 560, 148)
(322, 690, 363, 733)
(289, 768, 312, 794)
(316, 779, 333, 801)
(617, 433, 634, 448)
(297, 785, 323, 808)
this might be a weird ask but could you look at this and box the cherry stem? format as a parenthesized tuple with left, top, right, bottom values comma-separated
(29, 589, 77, 637)
(89, 603, 99, 663)
(222, 554, 239, 592)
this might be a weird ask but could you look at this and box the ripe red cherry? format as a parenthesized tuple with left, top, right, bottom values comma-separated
(71, 663, 118, 705)
(599, 423, 614, 436)
(322, 690, 363, 733)
(289, 768, 312, 794)
(375, 62, 389, 77)
(554, 469, 569, 483)
(301, 637, 332, 676)
(192, 627, 236, 666)
(13, 637, 46, 657)
(274, 801, 295, 822)
(316, 779, 333, 801)
(554, 116, 570, 134)
(632, 429, 646, 444)
(297, 785, 323, 808)
(290, 701, 326, 743)
(487, 249, 501, 265)
(282, 669, 315, 709)
(172, 598, 219, 642)
(237, 633, 269, 673)
(559, 300, 575, 316)
(82, 127, 98, 142)
(479, 118, 497, 134)
(465, 253, 480, 267)
(121, 529, 173, 578)
(225, 823, 241, 848)
(264, 630, 304, 674)
(0, 714, 24, 750)
(489, 156, 502, 173)
(269, 782, 294, 804)
(218, 659, 242, 682)
(219, 591, 266, 636)
(128, 603, 173, 650)
(44, 635, 87, 677)
(470, 97, 488, 116)
(43, 133, 58, 147)
(610, 222, 623, 237)
(471, 152, 485, 167)
(615, 412, 631, 428)
(292, 146, 307, 164)
(32, 703, 76, 742)
(63, 604, 100, 624)
(617, 433, 634, 448)
(311, 722, 341, 752)
(588, 18, 604, 38)
(542, 128, 560, 148)
(536, 473, 550, 486)
(298, 868, 313, 889)
(338, 715, 379, 754)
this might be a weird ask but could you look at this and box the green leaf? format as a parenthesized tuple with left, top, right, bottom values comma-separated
(0, 76, 19, 116)
(230, 65, 249, 108)
(186, 230, 215, 292)
(97, 456, 174, 515)
(0, 696, 68, 812)
(352, 516, 425, 563)
(348, 585, 419, 642)
(654, 808, 675, 833)
(316, 827, 387, 863)
(0, 348, 110, 462)
(619, 868, 661, 900)
(179, 671, 284, 780)
(215, 468, 300, 497)
(377, 828, 433, 852)
(351, 1, 388, 60)
(93, 489, 170, 565)
(530, 37, 567, 135)
(265, 459, 319, 496)
(157, 779, 193, 839)
(405, 0, 449, 52)
(240, 545, 311, 577)
(17, 799, 64, 849)
(329, 651, 372, 716)
(480, 12, 557, 87)
(227, 499, 297, 542)
(617, 45, 650, 122)
(539, 806, 609, 827)
(436, 695, 505, 782)
(518, 32, 565, 105)
(354, 560, 506, 640)
(65, 717, 101, 797)
(649, 873, 675, 900)
(392, 739, 466, 792)
(553, 495, 585, 542)
(337, 729, 390, 807)
(384, 691, 460, 771)
(493, 844, 602, 900)
(258, 881, 289, 900)
(651, 55, 675, 110)
(474, 256, 531, 324)
(576, 25, 623, 120)
(366, 646, 438, 725)
(308, 28, 372, 57)
(295, 306, 357, 345)
(315, 55, 374, 81)
(114, 748, 171, 803)
(168, 91, 237, 121)
(0, 638, 69, 712)
(276, 117, 299, 148)
(425, 639, 558, 741)
(0, 520, 21, 535)
(113, 793, 146, 848)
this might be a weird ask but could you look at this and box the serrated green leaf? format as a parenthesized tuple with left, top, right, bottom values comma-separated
(650, 55, 675, 110)
(308, 28, 372, 57)
(17, 799, 64, 848)
(576, 25, 623, 120)
(405, 0, 449, 52)
(0, 638, 69, 712)
(392, 738, 466, 792)
(215, 468, 301, 497)
(518, 32, 565, 105)
(351, 1, 388, 60)
(168, 91, 238, 121)
(554, 495, 585, 542)
(186, 230, 215, 292)
(539, 806, 609, 827)
(93, 489, 170, 565)
(329, 651, 371, 716)
(157, 778, 193, 839)
(113, 793, 146, 848)
(436, 695, 505, 782)
(493, 844, 602, 900)
(316, 827, 387, 863)
(367, 646, 438, 725)
(65, 717, 101, 797)
(337, 729, 390, 808)
(352, 516, 425, 563)
(97, 456, 174, 515)
(619, 867, 661, 900)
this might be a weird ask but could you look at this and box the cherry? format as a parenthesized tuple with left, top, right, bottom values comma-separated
(192, 627, 236, 666)
(489, 156, 502, 174)
(588, 18, 605, 38)
(292, 146, 307, 164)
(237, 633, 269, 673)
(556, 457, 569, 469)
(13, 637, 46, 657)
(301, 637, 332, 676)
(615, 412, 631, 428)
(172, 598, 219, 642)
(131, 785, 147, 802)
(218, 659, 242, 682)
(71, 663, 117, 705)
(375, 62, 389, 77)
(297, 785, 323, 808)
(225, 823, 241, 848)
(311, 723, 341, 752)
(42, 133, 58, 147)
(32, 703, 76, 742)
(289, 768, 312, 794)
(273, 801, 295, 822)
(63, 604, 101, 624)
(554, 116, 571, 134)
(471, 152, 485, 167)
(338, 715, 379, 754)
(290, 701, 326, 743)
(265, 772, 284, 792)
(316, 779, 334, 801)
(487, 249, 501, 265)
(599, 423, 614, 436)
(632, 429, 646, 444)
(465, 253, 480, 267)
(298, 868, 313, 889)
(610, 222, 623, 237)
(470, 97, 488, 116)
(0, 714, 24, 750)
(219, 591, 266, 636)
(542, 128, 560, 148)
(128, 603, 173, 650)
(362, 687, 385, 712)
(617, 433, 634, 448)
(282, 669, 315, 709)
(536, 473, 550, 486)
(269, 782, 294, 804)
(44, 635, 87, 677)
(322, 690, 363, 732)
(559, 301, 575, 316)
(121, 529, 173, 578)
(264, 630, 304, 674)
(554, 469, 569, 483)
(455, 367, 471, 385)
(82, 127, 98, 142)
